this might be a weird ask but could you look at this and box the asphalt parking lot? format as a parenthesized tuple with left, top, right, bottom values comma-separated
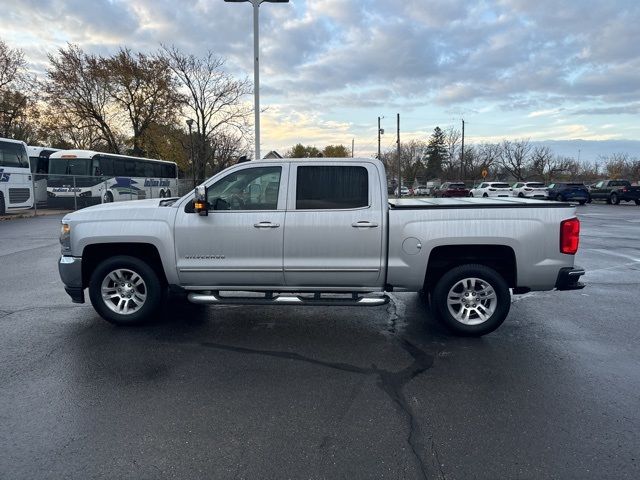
(0, 203, 638, 480)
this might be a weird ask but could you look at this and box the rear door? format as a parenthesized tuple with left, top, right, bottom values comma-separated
(283, 162, 383, 287)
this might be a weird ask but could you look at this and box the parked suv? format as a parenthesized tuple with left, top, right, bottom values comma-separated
(469, 182, 512, 198)
(434, 182, 470, 198)
(547, 182, 589, 204)
(511, 182, 548, 199)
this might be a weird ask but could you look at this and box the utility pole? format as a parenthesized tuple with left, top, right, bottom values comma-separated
(352, 138, 354, 158)
(377, 116, 382, 160)
(460, 118, 465, 181)
(397, 113, 401, 199)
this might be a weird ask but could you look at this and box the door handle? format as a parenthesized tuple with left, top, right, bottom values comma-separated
(254, 222, 280, 228)
(351, 221, 379, 228)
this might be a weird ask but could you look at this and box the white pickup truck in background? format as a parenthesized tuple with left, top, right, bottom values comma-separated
(58, 158, 584, 336)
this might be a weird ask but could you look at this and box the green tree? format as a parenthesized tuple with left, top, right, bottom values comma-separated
(322, 144, 350, 157)
(286, 144, 321, 158)
(426, 126, 446, 178)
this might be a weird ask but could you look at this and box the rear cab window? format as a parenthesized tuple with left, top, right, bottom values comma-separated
(295, 165, 369, 210)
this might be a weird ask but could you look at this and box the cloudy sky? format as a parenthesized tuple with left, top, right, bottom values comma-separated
(4, 0, 640, 159)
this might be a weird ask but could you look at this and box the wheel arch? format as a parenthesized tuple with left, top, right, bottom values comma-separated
(82, 243, 168, 288)
(424, 244, 517, 291)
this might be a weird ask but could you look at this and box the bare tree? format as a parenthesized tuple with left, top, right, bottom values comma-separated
(499, 139, 531, 180)
(0, 39, 36, 138)
(443, 126, 461, 177)
(161, 45, 252, 178)
(45, 44, 122, 153)
(105, 48, 182, 156)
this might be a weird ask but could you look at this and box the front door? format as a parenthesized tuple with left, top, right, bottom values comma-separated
(283, 162, 384, 288)
(175, 164, 288, 287)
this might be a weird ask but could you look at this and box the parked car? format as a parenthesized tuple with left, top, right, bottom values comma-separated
(394, 186, 410, 197)
(469, 182, 512, 197)
(434, 182, 470, 198)
(588, 179, 640, 205)
(413, 185, 429, 196)
(511, 182, 548, 199)
(546, 182, 589, 204)
(57, 157, 584, 337)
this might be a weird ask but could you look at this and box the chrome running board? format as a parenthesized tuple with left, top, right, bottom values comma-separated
(187, 291, 389, 307)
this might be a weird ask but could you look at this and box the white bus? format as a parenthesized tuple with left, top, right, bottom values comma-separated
(28, 146, 60, 205)
(47, 150, 178, 205)
(0, 137, 34, 215)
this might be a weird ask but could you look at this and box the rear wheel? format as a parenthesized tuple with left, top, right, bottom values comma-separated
(431, 264, 511, 336)
(482, 193, 488, 198)
(0, 192, 5, 215)
(518, 193, 525, 198)
(635, 200, 640, 206)
(103, 191, 114, 203)
(610, 193, 620, 205)
(89, 255, 163, 325)
(166, 189, 172, 197)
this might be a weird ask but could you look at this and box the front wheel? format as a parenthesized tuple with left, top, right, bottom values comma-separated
(431, 264, 511, 336)
(555, 194, 564, 201)
(518, 193, 525, 198)
(89, 255, 163, 325)
(610, 193, 620, 205)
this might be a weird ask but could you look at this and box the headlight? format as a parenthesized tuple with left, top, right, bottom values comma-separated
(60, 223, 71, 251)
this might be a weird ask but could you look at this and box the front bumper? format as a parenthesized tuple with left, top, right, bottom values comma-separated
(58, 256, 85, 303)
(555, 266, 585, 291)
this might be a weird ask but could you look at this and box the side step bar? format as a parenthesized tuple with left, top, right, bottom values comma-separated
(187, 291, 389, 307)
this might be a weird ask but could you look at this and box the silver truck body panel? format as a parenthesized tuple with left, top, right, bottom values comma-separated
(387, 198, 577, 291)
(59, 158, 578, 297)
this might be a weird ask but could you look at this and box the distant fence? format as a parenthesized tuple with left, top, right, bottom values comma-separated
(2, 172, 206, 214)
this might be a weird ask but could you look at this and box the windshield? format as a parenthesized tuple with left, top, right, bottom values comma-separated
(49, 157, 92, 176)
(0, 140, 29, 168)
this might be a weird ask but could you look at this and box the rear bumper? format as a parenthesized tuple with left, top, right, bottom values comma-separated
(59, 256, 85, 303)
(555, 266, 585, 291)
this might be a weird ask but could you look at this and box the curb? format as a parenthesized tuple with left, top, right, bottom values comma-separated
(0, 210, 71, 222)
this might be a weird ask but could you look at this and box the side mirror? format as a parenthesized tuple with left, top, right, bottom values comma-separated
(194, 185, 208, 216)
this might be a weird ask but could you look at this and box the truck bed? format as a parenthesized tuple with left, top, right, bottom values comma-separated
(389, 197, 570, 209)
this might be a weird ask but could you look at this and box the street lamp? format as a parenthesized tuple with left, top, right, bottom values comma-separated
(186, 119, 195, 189)
(224, 0, 289, 161)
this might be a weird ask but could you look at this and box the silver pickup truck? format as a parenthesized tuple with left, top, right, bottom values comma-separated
(58, 158, 584, 336)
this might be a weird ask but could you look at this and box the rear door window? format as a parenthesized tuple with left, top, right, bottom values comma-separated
(296, 166, 368, 210)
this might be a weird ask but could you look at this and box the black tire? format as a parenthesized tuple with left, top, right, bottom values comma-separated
(518, 193, 525, 198)
(103, 191, 114, 203)
(578, 200, 586, 205)
(431, 264, 511, 336)
(587, 195, 592, 204)
(0, 192, 5, 215)
(469, 193, 474, 197)
(482, 193, 488, 198)
(610, 193, 620, 205)
(635, 200, 640, 206)
(555, 194, 564, 201)
(88, 255, 163, 325)
(166, 189, 172, 197)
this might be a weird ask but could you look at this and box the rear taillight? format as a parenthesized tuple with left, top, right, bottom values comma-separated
(560, 218, 580, 255)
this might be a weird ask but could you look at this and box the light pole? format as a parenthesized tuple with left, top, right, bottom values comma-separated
(224, 0, 289, 161)
(186, 119, 195, 189)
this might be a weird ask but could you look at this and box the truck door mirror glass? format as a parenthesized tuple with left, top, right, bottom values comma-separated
(194, 185, 208, 216)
